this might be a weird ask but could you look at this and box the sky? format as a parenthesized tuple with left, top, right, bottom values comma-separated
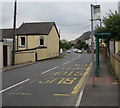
(0, 0, 119, 41)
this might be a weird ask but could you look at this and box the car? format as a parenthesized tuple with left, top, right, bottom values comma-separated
(73, 49, 78, 53)
(67, 50, 71, 53)
(77, 50, 82, 53)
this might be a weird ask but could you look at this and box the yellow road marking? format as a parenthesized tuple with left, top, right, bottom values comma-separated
(16, 93, 32, 95)
(57, 78, 65, 84)
(68, 71, 73, 76)
(53, 72, 61, 76)
(71, 63, 91, 94)
(53, 94, 71, 96)
(14, 87, 23, 91)
(63, 72, 68, 75)
(49, 78, 58, 83)
(62, 78, 77, 84)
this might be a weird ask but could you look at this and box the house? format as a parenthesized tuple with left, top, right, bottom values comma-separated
(2, 29, 15, 67)
(15, 22, 60, 64)
(0, 29, 3, 69)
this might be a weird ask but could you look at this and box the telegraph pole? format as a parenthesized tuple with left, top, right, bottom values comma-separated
(91, 4, 95, 86)
(12, 0, 17, 66)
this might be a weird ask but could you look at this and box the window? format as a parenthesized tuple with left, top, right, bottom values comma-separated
(40, 37, 44, 46)
(20, 37, 25, 46)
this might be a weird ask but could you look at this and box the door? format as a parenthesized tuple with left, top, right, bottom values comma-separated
(35, 53, 37, 62)
(3, 45, 7, 67)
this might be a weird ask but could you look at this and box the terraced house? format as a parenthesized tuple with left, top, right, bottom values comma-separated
(15, 22, 60, 64)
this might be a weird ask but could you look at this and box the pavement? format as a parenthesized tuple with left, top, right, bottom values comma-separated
(2, 62, 37, 72)
(2, 53, 66, 72)
(80, 55, 119, 107)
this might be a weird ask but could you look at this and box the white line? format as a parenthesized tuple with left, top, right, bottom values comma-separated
(63, 61, 71, 65)
(75, 63, 92, 107)
(72, 58, 77, 61)
(41, 66, 58, 74)
(0, 79, 30, 93)
(77, 56, 80, 59)
(75, 89, 84, 107)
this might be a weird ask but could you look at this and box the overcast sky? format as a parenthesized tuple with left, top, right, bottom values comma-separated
(0, 1, 119, 41)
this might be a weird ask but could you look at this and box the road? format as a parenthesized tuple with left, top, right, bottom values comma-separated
(2, 52, 92, 107)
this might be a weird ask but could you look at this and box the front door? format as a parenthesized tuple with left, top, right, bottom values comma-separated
(3, 45, 7, 67)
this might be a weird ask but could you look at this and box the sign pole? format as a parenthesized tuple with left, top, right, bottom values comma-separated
(95, 36, 99, 76)
(91, 4, 95, 86)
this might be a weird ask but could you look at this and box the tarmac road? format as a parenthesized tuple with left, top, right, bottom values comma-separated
(2, 52, 92, 106)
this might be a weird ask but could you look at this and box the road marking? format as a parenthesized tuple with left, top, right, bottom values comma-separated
(72, 58, 77, 61)
(53, 94, 71, 96)
(75, 89, 84, 107)
(68, 71, 73, 76)
(16, 93, 32, 95)
(75, 63, 92, 107)
(53, 72, 61, 76)
(0, 79, 30, 93)
(63, 61, 71, 65)
(57, 78, 65, 84)
(71, 63, 91, 94)
(29, 79, 38, 83)
(41, 66, 58, 74)
(14, 87, 23, 91)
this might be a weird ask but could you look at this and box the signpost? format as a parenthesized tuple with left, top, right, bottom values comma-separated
(91, 4, 101, 85)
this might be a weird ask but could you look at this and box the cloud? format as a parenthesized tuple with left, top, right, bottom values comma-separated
(1, 2, 118, 41)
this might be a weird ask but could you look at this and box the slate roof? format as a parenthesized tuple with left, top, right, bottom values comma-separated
(1, 29, 14, 39)
(17, 22, 60, 37)
(1, 22, 60, 39)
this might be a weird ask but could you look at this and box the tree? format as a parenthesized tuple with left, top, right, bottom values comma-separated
(59, 39, 72, 50)
(74, 42, 89, 50)
(95, 11, 120, 40)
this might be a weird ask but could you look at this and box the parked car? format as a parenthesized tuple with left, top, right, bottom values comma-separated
(73, 48, 78, 53)
(67, 50, 71, 53)
(77, 50, 82, 53)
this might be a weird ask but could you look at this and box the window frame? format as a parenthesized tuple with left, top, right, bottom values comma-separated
(39, 36, 44, 46)
(20, 37, 26, 46)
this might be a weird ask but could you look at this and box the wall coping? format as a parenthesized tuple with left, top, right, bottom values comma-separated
(110, 52, 120, 62)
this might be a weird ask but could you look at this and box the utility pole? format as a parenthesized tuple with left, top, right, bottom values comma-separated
(91, 4, 95, 86)
(12, 0, 17, 66)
